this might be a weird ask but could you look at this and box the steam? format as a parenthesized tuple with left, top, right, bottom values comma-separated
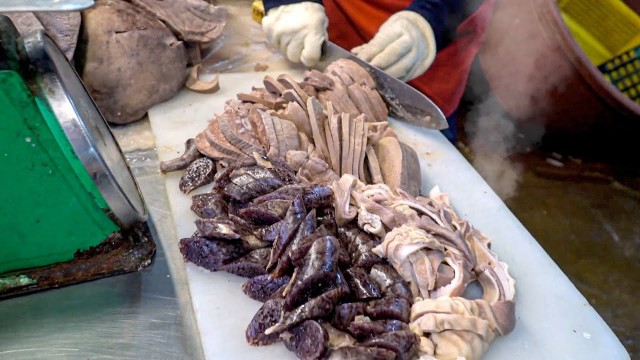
(465, 96, 523, 200)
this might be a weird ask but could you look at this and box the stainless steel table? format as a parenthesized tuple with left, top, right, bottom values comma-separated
(0, 123, 203, 359)
(0, 3, 286, 357)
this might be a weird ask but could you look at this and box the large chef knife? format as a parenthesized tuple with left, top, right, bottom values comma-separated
(314, 41, 448, 130)
(0, 0, 94, 11)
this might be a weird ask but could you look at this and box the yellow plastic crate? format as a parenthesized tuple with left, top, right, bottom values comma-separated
(558, 0, 640, 66)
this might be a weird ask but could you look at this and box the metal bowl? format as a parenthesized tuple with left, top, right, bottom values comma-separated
(20, 30, 147, 226)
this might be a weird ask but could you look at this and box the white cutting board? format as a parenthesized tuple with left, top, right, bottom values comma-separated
(148, 72, 629, 360)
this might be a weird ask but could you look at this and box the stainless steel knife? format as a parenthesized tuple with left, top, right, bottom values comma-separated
(0, 0, 94, 11)
(314, 41, 448, 130)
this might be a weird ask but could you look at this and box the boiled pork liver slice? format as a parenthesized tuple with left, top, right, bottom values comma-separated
(281, 101, 313, 139)
(218, 111, 263, 156)
(374, 136, 404, 192)
(399, 142, 421, 196)
(280, 119, 301, 152)
(365, 145, 384, 184)
(264, 75, 287, 96)
(204, 120, 246, 159)
(340, 113, 353, 177)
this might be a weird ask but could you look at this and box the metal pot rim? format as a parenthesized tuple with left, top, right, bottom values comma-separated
(20, 30, 147, 226)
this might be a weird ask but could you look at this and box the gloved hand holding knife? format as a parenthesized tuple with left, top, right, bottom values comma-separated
(261, 0, 491, 139)
(262, 0, 437, 81)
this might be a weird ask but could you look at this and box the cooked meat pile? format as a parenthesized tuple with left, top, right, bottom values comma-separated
(164, 59, 516, 359)
(189, 58, 421, 196)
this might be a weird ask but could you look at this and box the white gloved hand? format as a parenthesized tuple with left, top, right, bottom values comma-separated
(351, 11, 437, 81)
(262, 2, 328, 66)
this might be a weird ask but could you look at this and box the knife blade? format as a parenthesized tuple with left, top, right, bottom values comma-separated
(0, 0, 94, 11)
(313, 41, 448, 130)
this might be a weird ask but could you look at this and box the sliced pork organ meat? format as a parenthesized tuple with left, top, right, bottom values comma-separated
(329, 114, 342, 175)
(281, 101, 312, 139)
(366, 122, 392, 146)
(347, 319, 409, 341)
(179, 157, 217, 194)
(237, 91, 277, 108)
(268, 195, 306, 269)
(190, 193, 228, 219)
(249, 108, 269, 149)
(282, 89, 307, 110)
(298, 131, 310, 151)
(345, 267, 382, 301)
(357, 122, 369, 183)
(332, 302, 367, 330)
(280, 118, 301, 152)
(340, 113, 353, 176)
(283, 320, 329, 360)
(195, 218, 240, 239)
(225, 99, 249, 115)
(337, 224, 383, 271)
(286, 150, 309, 172)
(160, 138, 202, 173)
(298, 157, 340, 184)
(326, 346, 396, 360)
(303, 84, 317, 97)
(369, 264, 413, 302)
(268, 286, 347, 335)
(302, 69, 335, 91)
(278, 73, 309, 104)
(362, 87, 388, 121)
(226, 109, 264, 149)
(238, 199, 292, 226)
(271, 116, 289, 157)
(179, 236, 245, 272)
(322, 323, 357, 348)
(251, 110, 280, 158)
(366, 296, 411, 323)
(288, 226, 332, 267)
(321, 86, 360, 118)
(325, 59, 376, 89)
(222, 166, 286, 202)
(204, 120, 247, 160)
(324, 116, 340, 174)
(272, 209, 318, 278)
(327, 68, 354, 88)
(347, 84, 378, 123)
(365, 145, 384, 184)
(348, 115, 360, 179)
(217, 111, 263, 156)
(242, 274, 291, 302)
(306, 96, 331, 162)
(361, 330, 418, 360)
(285, 235, 343, 310)
(374, 136, 404, 192)
(264, 75, 288, 95)
(251, 184, 305, 204)
(195, 132, 233, 161)
(399, 141, 422, 196)
(221, 248, 271, 278)
(302, 183, 334, 209)
(246, 297, 285, 346)
(348, 115, 367, 181)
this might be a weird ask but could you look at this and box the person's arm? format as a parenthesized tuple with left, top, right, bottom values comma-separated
(405, 0, 463, 49)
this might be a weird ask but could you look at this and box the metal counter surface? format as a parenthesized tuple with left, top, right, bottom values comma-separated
(0, 135, 203, 360)
(0, 3, 288, 357)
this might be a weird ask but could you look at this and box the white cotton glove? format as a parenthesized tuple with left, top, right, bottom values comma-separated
(351, 11, 437, 81)
(262, 2, 328, 66)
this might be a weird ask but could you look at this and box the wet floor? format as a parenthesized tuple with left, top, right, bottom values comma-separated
(456, 136, 640, 358)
